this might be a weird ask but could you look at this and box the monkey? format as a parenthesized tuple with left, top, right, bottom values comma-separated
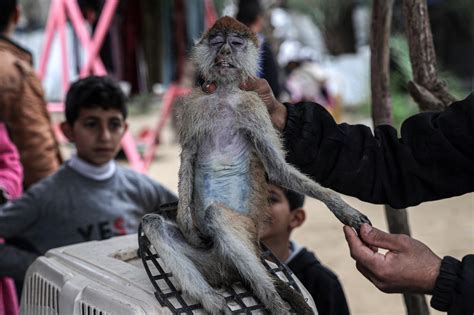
(142, 16, 370, 314)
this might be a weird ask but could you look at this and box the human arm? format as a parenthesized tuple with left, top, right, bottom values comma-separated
(0, 122, 23, 201)
(283, 93, 474, 208)
(0, 191, 41, 280)
(0, 242, 38, 281)
(343, 224, 474, 313)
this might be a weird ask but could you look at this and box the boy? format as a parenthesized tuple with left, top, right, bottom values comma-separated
(0, 76, 177, 295)
(260, 184, 350, 315)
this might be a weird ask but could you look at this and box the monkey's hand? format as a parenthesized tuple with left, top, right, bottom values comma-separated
(201, 78, 288, 131)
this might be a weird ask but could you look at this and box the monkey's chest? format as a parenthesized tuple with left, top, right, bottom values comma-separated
(194, 134, 252, 215)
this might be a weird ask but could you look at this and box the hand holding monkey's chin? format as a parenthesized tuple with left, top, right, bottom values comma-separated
(201, 78, 288, 130)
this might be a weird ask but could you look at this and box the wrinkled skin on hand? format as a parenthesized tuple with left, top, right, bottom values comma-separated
(202, 78, 287, 131)
(344, 224, 442, 294)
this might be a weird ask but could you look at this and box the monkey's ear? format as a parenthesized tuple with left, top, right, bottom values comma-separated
(289, 208, 306, 229)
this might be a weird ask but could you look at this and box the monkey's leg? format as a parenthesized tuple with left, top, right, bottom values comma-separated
(141, 214, 231, 315)
(204, 204, 290, 314)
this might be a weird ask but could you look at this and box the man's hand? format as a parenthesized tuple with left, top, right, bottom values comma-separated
(202, 78, 288, 131)
(343, 224, 442, 294)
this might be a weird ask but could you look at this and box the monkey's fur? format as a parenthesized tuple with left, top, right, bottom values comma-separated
(142, 16, 370, 314)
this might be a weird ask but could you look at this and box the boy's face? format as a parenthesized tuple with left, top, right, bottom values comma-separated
(61, 107, 127, 166)
(260, 184, 295, 241)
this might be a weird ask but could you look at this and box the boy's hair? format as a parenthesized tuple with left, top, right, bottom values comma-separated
(285, 189, 305, 211)
(236, 0, 262, 26)
(0, 0, 17, 33)
(65, 76, 127, 125)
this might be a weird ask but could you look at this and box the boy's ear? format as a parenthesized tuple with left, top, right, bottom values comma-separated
(289, 208, 306, 229)
(60, 122, 74, 142)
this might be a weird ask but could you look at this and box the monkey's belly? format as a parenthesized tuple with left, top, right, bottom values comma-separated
(194, 157, 251, 215)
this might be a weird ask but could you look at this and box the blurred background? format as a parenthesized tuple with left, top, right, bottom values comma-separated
(11, 0, 474, 314)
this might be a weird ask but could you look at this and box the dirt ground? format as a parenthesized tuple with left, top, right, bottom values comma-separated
(117, 110, 474, 315)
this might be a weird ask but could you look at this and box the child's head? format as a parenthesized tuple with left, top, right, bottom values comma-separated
(65, 75, 127, 125)
(260, 184, 306, 242)
(0, 0, 19, 34)
(61, 76, 128, 166)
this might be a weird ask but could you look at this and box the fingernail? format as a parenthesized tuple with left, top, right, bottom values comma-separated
(362, 223, 372, 235)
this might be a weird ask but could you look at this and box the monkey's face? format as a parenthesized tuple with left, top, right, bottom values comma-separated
(208, 31, 247, 77)
(193, 17, 259, 85)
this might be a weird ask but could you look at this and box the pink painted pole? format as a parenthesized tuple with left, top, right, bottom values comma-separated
(38, 0, 60, 79)
(47, 102, 65, 112)
(64, 0, 107, 75)
(58, 0, 70, 93)
(204, 0, 217, 29)
(143, 86, 191, 169)
(142, 85, 177, 168)
(79, 0, 118, 77)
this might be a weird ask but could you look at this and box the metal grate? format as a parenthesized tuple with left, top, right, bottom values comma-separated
(138, 204, 303, 314)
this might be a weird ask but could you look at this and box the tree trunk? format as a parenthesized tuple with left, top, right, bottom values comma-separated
(402, 0, 456, 110)
(370, 1, 430, 314)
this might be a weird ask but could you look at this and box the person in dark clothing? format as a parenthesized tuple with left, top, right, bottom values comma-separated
(236, 0, 281, 98)
(261, 184, 350, 315)
(201, 78, 473, 314)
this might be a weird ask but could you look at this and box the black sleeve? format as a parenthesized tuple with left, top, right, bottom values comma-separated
(260, 41, 281, 99)
(430, 255, 474, 314)
(0, 243, 38, 282)
(282, 93, 474, 208)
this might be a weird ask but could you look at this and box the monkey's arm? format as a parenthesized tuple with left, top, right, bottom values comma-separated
(176, 139, 202, 245)
(240, 100, 370, 229)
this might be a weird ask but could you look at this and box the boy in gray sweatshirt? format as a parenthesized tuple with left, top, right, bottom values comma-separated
(0, 76, 177, 296)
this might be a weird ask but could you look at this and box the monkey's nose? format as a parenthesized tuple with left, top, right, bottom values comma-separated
(219, 44, 231, 55)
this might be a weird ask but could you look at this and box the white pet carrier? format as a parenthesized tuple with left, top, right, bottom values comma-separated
(20, 234, 317, 314)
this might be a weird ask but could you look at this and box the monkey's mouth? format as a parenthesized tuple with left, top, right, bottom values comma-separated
(215, 61, 235, 68)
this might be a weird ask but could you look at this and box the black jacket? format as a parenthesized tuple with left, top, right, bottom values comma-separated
(282, 93, 474, 314)
(288, 247, 350, 315)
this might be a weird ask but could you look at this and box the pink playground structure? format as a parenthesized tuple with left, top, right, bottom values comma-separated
(39, 0, 216, 173)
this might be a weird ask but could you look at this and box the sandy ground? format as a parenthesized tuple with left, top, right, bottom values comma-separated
(89, 109, 473, 315)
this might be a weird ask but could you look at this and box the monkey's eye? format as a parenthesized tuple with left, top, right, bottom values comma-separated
(209, 36, 224, 47)
(229, 36, 245, 48)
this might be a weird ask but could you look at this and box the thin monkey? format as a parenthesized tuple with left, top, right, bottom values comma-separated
(143, 16, 370, 314)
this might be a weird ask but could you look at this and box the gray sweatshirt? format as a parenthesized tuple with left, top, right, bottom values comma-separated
(0, 163, 177, 281)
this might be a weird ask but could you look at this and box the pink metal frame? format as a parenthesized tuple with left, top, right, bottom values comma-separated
(40, 0, 217, 173)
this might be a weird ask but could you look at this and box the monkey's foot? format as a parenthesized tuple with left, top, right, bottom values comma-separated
(334, 206, 372, 234)
(347, 210, 371, 233)
(274, 278, 314, 315)
(200, 292, 231, 315)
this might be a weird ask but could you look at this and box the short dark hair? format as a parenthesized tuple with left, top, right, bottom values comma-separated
(285, 189, 305, 211)
(236, 0, 263, 26)
(65, 76, 127, 125)
(0, 0, 17, 33)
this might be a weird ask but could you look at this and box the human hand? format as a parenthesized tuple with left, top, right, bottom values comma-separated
(343, 224, 442, 294)
(201, 78, 287, 131)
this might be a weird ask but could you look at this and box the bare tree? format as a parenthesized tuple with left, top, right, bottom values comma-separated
(370, 0, 430, 314)
(402, 0, 456, 111)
